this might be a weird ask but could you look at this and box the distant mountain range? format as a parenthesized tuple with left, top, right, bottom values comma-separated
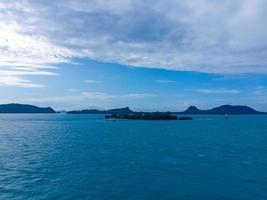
(67, 107, 134, 114)
(0, 103, 265, 114)
(0, 104, 55, 113)
(68, 105, 266, 115)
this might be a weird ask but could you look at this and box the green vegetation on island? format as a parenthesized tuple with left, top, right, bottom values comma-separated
(105, 113, 192, 120)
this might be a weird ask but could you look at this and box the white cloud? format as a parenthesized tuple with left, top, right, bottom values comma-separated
(120, 93, 158, 99)
(195, 88, 240, 94)
(84, 80, 101, 84)
(0, 76, 45, 88)
(0, 0, 267, 89)
(68, 88, 81, 92)
(0, 66, 57, 87)
(156, 80, 177, 83)
(25, 92, 157, 103)
(78, 92, 157, 100)
(0, 70, 57, 76)
(0, 3, 72, 87)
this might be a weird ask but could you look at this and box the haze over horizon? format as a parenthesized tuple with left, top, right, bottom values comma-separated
(0, 0, 267, 111)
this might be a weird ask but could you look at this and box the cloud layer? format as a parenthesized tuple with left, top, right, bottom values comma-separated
(1, 0, 267, 87)
(195, 88, 240, 94)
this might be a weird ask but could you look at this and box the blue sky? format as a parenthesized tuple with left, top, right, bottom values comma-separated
(0, 0, 267, 111)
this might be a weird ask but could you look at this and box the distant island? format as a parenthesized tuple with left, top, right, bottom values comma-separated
(178, 105, 266, 115)
(105, 113, 192, 120)
(0, 103, 265, 115)
(68, 105, 266, 115)
(67, 107, 134, 114)
(0, 104, 56, 113)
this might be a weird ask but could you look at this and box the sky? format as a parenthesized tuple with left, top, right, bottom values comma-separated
(0, 0, 267, 111)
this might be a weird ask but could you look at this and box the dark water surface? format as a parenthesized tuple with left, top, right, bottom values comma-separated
(0, 114, 266, 200)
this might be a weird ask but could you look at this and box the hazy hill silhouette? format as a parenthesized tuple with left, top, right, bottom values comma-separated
(67, 107, 134, 114)
(0, 104, 265, 115)
(0, 104, 55, 113)
(180, 105, 265, 114)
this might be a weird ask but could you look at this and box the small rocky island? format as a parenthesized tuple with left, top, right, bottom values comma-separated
(105, 113, 193, 120)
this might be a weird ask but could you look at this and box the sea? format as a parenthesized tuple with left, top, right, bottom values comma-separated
(0, 114, 266, 200)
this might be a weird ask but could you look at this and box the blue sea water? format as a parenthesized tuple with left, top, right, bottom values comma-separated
(0, 114, 267, 200)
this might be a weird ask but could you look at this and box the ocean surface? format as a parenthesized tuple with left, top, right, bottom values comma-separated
(0, 114, 266, 200)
